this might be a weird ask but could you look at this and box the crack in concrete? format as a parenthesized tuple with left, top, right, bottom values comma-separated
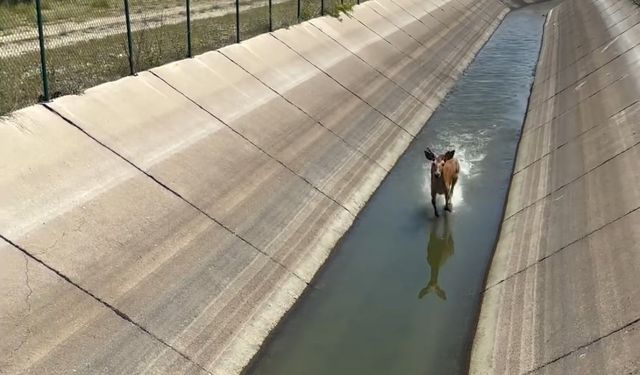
(0, 233, 215, 375)
(11, 254, 35, 355)
(11, 328, 31, 357)
(22, 253, 33, 314)
(44, 231, 65, 253)
(40, 219, 87, 255)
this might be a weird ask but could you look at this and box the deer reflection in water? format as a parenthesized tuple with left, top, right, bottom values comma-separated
(418, 216, 454, 300)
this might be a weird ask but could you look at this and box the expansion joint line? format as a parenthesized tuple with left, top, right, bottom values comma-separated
(480, 1, 637, 292)
(514, 98, 640, 174)
(365, 6, 436, 49)
(348, 10, 423, 63)
(0, 233, 214, 375)
(504, 138, 640, 222)
(305, 4, 499, 120)
(523, 315, 640, 374)
(43, 104, 312, 288)
(351, 2, 489, 84)
(524, 65, 636, 135)
(529, 17, 640, 102)
(386, 0, 452, 31)
(306, 21, 436, 113)
(351, 0, 488, 81)
(146, 71, 355, 218)
(529, 45, 640, 112)
(216, 50, 390, 174)
(485, 204, 640, 292)
(268, 33, 415, 139)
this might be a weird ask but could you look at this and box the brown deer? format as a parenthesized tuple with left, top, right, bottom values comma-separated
(424, 148, 460, 217)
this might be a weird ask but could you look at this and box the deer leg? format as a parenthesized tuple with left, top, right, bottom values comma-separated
(432, 193, 439, 217)
(447, 178, 458, 212)
(444, 190, 452, 212)
(450, 177, 458, 196)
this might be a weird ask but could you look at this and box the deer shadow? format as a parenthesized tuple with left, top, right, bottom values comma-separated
(418, 216, 455, 301)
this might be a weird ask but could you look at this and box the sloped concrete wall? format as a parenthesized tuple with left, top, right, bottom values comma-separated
(0, 0, 509, 373)
(471, 0, 640, 373)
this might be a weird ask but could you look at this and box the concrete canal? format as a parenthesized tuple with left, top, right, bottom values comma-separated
(245, 3, 557, 374)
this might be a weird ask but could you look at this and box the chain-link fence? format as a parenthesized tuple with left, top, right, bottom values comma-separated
(0, 0, 360, 116)
(1, 0, 44, 114)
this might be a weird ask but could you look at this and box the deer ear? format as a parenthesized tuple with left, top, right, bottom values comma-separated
(424, 149, 435, 161)
(444, 150, 455, 160)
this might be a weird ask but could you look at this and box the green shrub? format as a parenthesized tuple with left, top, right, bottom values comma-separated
(326, 0, 354, 19)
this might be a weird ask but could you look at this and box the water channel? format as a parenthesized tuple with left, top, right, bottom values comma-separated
(246, 3, 558, 374)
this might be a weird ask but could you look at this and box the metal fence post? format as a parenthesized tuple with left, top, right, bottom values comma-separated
(186, 0, 192, 57)
(268, 0, 272, 32)
(320, 0, 324, 16)
(35, 0, 49, 101)
(123, 0, 135, 74)
(235, 0, 240, 43)
(297, 0, 301, 20)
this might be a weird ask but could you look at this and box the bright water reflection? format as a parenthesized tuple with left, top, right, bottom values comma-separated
(419, 216, 454, 301)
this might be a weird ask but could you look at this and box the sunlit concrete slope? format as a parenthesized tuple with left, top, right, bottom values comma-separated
(0, 0, 508, 373)
(471, 0, 640, 373)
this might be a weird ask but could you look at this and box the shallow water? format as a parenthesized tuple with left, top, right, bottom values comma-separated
(246, 3, 556, 374)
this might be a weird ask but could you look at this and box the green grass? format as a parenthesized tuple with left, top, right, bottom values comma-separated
(0, 0, 187, 29)
(0, 2, 35, 32)
(325, 0, 353, 18)
(0, 0, 357, 116)
(0, 0, 288, 30)
(90, 0, 112, 10)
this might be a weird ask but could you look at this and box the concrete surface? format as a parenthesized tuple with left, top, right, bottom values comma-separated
(470, 0, 640, 374)
(0, 0, 509, 374)
(0, 238, 210, 375)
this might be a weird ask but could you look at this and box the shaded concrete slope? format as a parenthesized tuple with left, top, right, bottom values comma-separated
(0, 0, 509, 374)
(471, 0, 640, 374)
